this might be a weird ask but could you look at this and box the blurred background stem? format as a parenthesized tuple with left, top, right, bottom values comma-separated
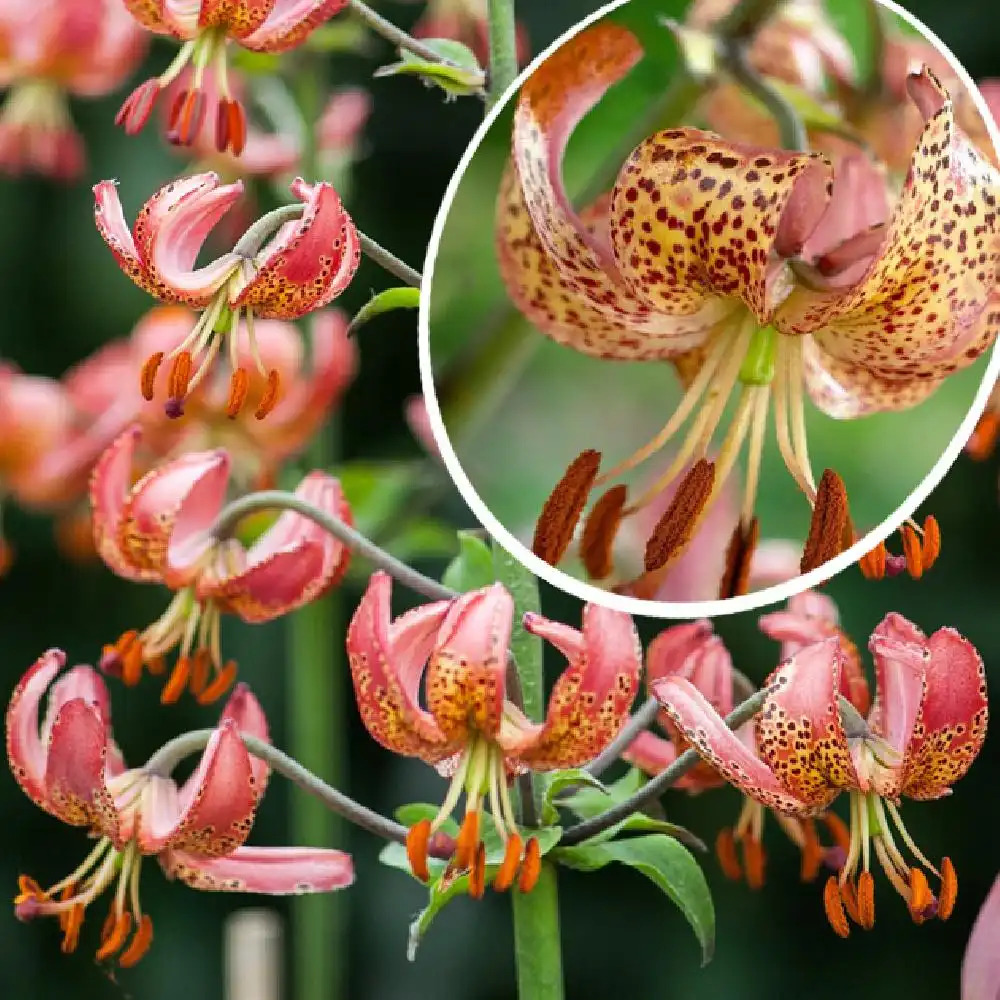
(487, 0, 519, 106)
(287, 51, 347, 1000)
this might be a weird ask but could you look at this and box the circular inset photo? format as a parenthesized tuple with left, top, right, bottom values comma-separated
(421, 0, 1000, 614)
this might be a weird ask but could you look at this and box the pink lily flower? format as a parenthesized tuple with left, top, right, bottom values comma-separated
(94, 173, 359, 420)
(9, 650, 353, 965)
(93, 425, 351, 703)
(346, 572, 641, 896)
(656, 614, 988, 934)
(499, 23, 1000, 588)
(117, 0, 348, 154)
(963, 874, 1000, 999)
(0, 0, 146, 179)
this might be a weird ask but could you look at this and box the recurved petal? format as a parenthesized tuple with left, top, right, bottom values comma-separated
(143, 173, 243, 305)
(125, 0, 199, 35)
(220, 684, 270, 795)
(161, 845, 354, 892)
(867, 612, 930, 759)
(759, 590, 840, 657)
(122, 1, 173, 34)
(610, 127, 833, 322)
(777, 69, 1000, 398)
(94, 180, 153, 296)
(500, 604, 641, 770)
(44, 698, 119, 834)
(40, 664, 111, 747)
(7, 649, 67, 811)
(345, 572, 453, 762)
(901, 627, 988, 800)
(234, 178, 359, 319)
(240, 0, 349, 52)
(142, 718, 259, 856)
(90, 425, 164, 582)
(510, 23, 733, 359)
(426, 584, 514, 744)
(122, 445, 230, 580)
(654, 675, 810, 814)
(755, 637, 857, 808)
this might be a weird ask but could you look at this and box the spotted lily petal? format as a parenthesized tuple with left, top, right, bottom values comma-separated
(499, 604, 641, 770)
(900, 627, 988, 800)
(232, 178, 359, 319)
(754, 637, 857, 809)
(777, 69, 1000, 415)
(654, 674, 810, 815)
(123, 0, 198, 36)
(426, 584, 514, 744)
(240, 0, 349, 52)
(200, 472, 350, 621)
(161, 845, 354, 891)
(508, 23, 737, 360)
(220, 683, 270, 797)
(346, 572, 453, 763)
(139, 718, 258, 855)
(198, 0, 274, 37)
(648, 621, 733, 715)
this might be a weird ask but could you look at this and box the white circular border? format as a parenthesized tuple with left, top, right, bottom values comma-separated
(418, 0, 1000, 619)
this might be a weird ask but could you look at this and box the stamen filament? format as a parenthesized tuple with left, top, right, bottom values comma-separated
(884, 799, 939, 875)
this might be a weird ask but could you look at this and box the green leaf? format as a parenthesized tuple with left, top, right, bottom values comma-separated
(348, 286, 421, 335)
(540, 768, 608, 825)
(441, 531, 495, 592)
(552, 835, 715, 964)
(559, 767, 646, 820)
(378, 819, 563, 960)
(373, 39, 486, 100)
(491, 539, 544, 720)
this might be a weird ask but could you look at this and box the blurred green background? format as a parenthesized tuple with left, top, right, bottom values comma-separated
(430, 0, 990, 593)
(1, 2, 998, 999)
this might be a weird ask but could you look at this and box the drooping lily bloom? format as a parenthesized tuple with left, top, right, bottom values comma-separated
(347, 572, 641, 895)
(117, 0, 348, 154)
(962, 874, 1000, 1000)
(498, 24, 1000, 591)
(70, 305, 356, 486)
(0, 0, 146, 179)
(656, 615, 988, 934)
(94, 173, 359, 420)
(9, 650, 353, 964)
(627, 601, 866, 888)
(93, 426, 351, 703)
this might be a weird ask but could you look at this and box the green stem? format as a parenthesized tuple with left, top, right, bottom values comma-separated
(486, 0, 519, 108)
(512, 863, 565, 1000)
(288, 53, 344, 1000)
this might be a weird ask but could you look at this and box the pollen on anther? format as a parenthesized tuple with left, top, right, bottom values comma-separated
(532, 449, 601, 566)
(493, 834, 523, 893)
(741, 835, 766, 890)
(715, 829, 742, 882)
(901, 524, 923, 579)
(160, 656, 192, 705)
(454, 812, 480, 872)
(823, 876, 850, 938)
(196, 661, 238, 705)
(140, 352, 164, 401)
(718, 517, 758, 599)
(858, 540, 887, 580)
(468, 843, 487, 900)
(938, 857, 957, 921)
(856, 871, 875, 929)
(644, 459, 715, 573)
(254, 369, 281, 420)
(226, 368, 250, 419)
(908, 868, 934, 923)
(921, 515, 941, 571)
(801, 469, 849, 574)
(118, 914, 154, 967)
(95, 910, 132, 961)
(580, 484, 627, 580)
(517, 837, 542, 893)
(406, 820, 432, 883)
(167, 351, 193, 407)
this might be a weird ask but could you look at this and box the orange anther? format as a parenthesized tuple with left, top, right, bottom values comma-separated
(195, 661, 237, 705)
(741, 834, 766, 890)
(823, 876, 850, 938)
(454, 811, 481, 872)
(227, 98, 247, 157)
(60, 903, 85, 954)
(168, 88, 206, 146)
(254, 369, 281, 420)
(140, 352, 164, 401)
(644, 458, 716, 573)
(580, 484, 628, 580)
(405, 820, 432, 883)
(801, 469, 850, 574)
(160, 656, 191, 705)
(167, 351, 193, 404)
(468, 843, 487, 900)
(901, 524, 923, 579)
(493, 834, 523, 893)
(215, 99, 231, 154)
(839, 877, 862, 925)
(715, 829, 743, 882)
(226, 367, 250, 418)
(118, 914, 154, 967)
(57, 883, 76, 931)
(517, 837, 542, 893)
(908, 867, 933, 923)
(858, 540, 887, 580)
(146, 655, 166, 676)
(95, 910, 132, 961)
(15, 874, 45, 903)
(856, 871, 875, 929)
(532, 449, 602, 566)
(119, 631, 144, 687)
(967, 412, 1000, 461)
(921, 515, 941, 571)
(938, 857, 957, 921)
(718, 517, 758, 599)
(188, 649, 210, 697)
(799, 820, 822, 883)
